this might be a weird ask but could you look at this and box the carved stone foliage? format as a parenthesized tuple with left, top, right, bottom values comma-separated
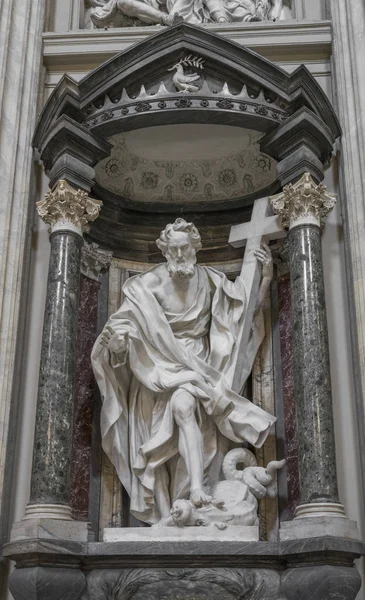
(36, 180, 103, 234)
(81, 242, 113, 281)
(82, 568, 280, 600)
(95, 132, 276, 204)
(270, 173, 336, 229)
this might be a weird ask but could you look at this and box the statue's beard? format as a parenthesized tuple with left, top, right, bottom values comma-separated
(167, 257, 196, 279)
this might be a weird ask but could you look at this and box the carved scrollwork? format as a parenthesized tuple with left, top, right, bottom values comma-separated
(81, 242, 113, 281)
(83, 568, 275, 600)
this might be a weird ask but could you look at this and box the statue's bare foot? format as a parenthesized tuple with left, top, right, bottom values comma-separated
(190, 489, 212, 508)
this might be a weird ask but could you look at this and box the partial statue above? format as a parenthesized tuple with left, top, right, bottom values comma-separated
(92, 218, 282, 529)
(85, 0, 292, 28)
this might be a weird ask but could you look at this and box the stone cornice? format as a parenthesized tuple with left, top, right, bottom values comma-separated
(42, 20, 332, 70)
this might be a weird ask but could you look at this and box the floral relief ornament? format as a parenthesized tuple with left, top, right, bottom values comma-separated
(36, 179, 103, 234)
(105, 158, 125, 179)
(218, 169, 237, 188)
(180, 173, 198, 193)
(270, 172, 336, 229)
(141, 171, 159, 190)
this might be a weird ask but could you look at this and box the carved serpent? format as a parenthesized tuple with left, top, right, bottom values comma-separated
(222, 448, 285, 499)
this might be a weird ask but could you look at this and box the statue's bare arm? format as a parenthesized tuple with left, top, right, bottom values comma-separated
(253, 243, 273, 312)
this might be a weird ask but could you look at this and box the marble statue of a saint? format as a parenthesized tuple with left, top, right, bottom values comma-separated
(92, 218, 276, 525)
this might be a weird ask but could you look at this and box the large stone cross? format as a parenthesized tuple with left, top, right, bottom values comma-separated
(229, 196, 286, 392)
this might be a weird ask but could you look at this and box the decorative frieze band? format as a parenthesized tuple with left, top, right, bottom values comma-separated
(36, 180, 102, 235)
(270, 173, 336, 229)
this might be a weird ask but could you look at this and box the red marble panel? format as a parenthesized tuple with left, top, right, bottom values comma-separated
(70, 275, 100, 521)
(278, 272, 300, 516)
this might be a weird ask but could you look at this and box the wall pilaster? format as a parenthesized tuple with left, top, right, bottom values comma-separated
(0, 0, 46, 565)
(330, 0, 365, 517)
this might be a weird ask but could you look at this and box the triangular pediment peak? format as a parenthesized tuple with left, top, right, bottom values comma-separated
(72, 23, 339, 139)
(78, 23, 293, 105)
(33, 24, 340, 162)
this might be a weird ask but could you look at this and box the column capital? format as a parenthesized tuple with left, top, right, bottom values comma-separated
(36, 180, 102, 235)
(81, 242, 113, 281)
(270, 173, 336, 230)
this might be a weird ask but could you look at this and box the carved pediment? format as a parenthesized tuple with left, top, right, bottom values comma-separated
(34, 24, 340, 151)
(33, 23, 340, 263)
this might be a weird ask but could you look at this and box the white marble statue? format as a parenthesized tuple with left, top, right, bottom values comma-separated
(92, 218, 276, 526)
(87, 0, 290, 27)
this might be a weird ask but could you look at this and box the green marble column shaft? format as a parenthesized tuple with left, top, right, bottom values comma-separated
(28, 180, 102, 513)
(288, 223, 339, 505)
(30, 231, 83, 506)
(271, 173, 340, 511)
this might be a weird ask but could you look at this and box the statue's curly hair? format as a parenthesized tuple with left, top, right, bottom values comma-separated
(156, 218, 202, 256)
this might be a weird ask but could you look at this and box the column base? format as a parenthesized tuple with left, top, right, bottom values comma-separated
(280, 516, 359, 541)
(24, 503, 73, 520)
(295, 502, 346, 519)
(10, 505, 89, 543)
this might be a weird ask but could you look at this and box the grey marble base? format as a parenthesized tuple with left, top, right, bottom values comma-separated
(280, 517, 360, 541)
(4, 536, 365, 600)
(10, 518, 89, 542)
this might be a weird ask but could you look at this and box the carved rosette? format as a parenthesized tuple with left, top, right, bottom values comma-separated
(81, 242, 113, 281)
(36, 179, 102, 235)
(270, 173, 336, 230)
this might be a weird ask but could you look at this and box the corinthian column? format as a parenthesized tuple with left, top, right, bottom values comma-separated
(271, 173, 343, 518)
(25, 180, 102, 521)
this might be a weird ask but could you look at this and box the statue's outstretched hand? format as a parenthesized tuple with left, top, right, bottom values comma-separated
(254, 243, 273, 281)
(100, 326, 129, 354)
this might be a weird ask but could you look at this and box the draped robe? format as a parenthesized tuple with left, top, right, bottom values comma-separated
(91, 265, 275, 524)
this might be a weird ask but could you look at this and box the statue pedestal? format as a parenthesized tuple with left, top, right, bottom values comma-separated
(4, 536, 365, 600)
(103, 525, 259, 542)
